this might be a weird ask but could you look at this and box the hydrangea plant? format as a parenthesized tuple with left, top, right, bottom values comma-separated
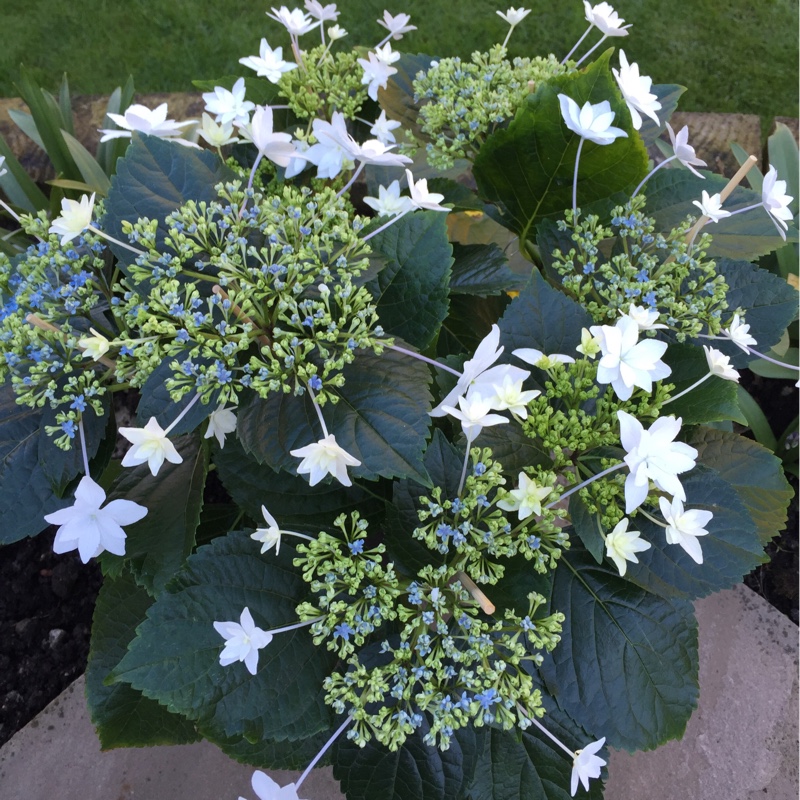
(0, 2, 797, 798)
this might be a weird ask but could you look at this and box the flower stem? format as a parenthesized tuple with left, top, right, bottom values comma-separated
(385, 342, 462, 377)
(86, 224, 145, 256)
(546, 461, 626, 508)
(632, 155, 676, 198)
(516, 704, 575, 757)
(0, 197, 21, 223)
(562, 24, 594, 64)
(164, 392, 202, 435)
(267, 616, 324, 637)
(78, 417, 91, 476)
(742, 345, 800, 372)
(661, 372, 711, 405)
(458, 437, 474, 495)
(362, 207, 411, 242)
(638, 507, 667, 527)
(336, 161, 365, 199)
(296, 714, 354, 789)
(574, 34, 608, 68)
(572, 137, 586, 217)
(212, 284, 271, 346)
(307, 384, 330, 438)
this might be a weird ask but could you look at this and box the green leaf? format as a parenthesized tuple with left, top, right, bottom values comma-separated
(365, 211, 453, 350)
(0, 131, 49, 211)
(736, 385, 778, 450)
(473, 51, 649, 243)
(661, 343, 746, 425)
(85, 571, 199, 749)
(102, 434, 208, 595)
(449, 243, 525, 296)
(638, 85, 686, 148)
(334, 721, 483, 800)
(111, 532, 337, 743)
(497, 269, 592, 356)
(97, 78, 136, 176)
(538, 542, 699, 750)
(627, 465, 763, 599)
(61, 130, 112, 195)
(0, 385, 68, 543)
(747, 348, 799, 379)
(215, 726, 336, 770)
(427, 178, 484, 212)
(237, 346, 432, 485)
(103, 133, 236, 267)
(438, 294, 510, 357)
(568, 492, 605, 564)
(472, 423, 552, 474)
(690, 427, 793, 543)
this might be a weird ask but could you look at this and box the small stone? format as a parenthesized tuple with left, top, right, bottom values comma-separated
(48, 628, 67, 648)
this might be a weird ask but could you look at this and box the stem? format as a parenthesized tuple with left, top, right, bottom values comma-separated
(457, 439, 473, 495)
(284, 531, 315, 542)
(336, 161, 365, 199)
(638, 507, 667, 528)
(662, 372, 711, 405)
(546, 461, 626, 508)
(572, 137, 585, 217)
(362, 207, 411, 242)
(574, 34, 608, 68)
(632, 155, 676, 198)
(267, 616, 324, 637)
(724, 202, 762, 218)
(517, 704, 575, 757)
(164, 392, 202, 434)
(212, 285, 271, 346)
(86, 224, 145, 256)
(307, 384, 330, 438)
(78, 417, 91, 476)
(385, 343, 462, 377)
(501, 26, 515, 50)
(0, 197, 21, 223)
(26, 314, 117, 369)
(296, 714, 354, 789)
(742, 345, 800, 372)
(562, 24, 594, 64)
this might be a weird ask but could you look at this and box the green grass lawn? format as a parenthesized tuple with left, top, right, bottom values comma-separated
(1, 0, 797, 121)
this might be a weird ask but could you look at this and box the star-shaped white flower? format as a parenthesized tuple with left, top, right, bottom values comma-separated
(666, 123, 707, 179)
(513, 347, 576, 369)
(77, 327, 111, 361)
(625, 304, 667, 332)
(213, 607, 272, 675)
(204, 405, 237, 448)
(356, 139, 412, 169)
(290, 433, 361, 487)
(406, 169, 449, 212)
(591, 315, 671, 401)
(571, 737, 607, 796)
(240, 770, 306, 800)
(250, 505, 287, 554)
(722, 313, 757, 352)
(202, 78, 255, 127)
(304, 0, 338, 22)
(373, 42, 401, 65)
(440, 393, 509, 443)
(576, 328, 601, 359)
(364, 180, 414, 217)
(761, 163, 794, 240)
(583, 1, 630, 36)
(303, 112, 360, 179)
(486, 373, 540, 418)
(612, 50, 660, 130)
(44, 476, 148, 564)
(604, 517, 650, 576)
(558, 95, 628, 147)
(703, 345, 740, 382)
(266, 5, 320, 36)
(498, 472, 552, 520)
(327, 24, 347, 40)
(49, 192, 95, 245)
(659, 496, 713, 564)
(119, 417, 183, 477)
(199, 114, 239, 148)
(618, 410, 698, 513)
(239, 39, 298, 83)
(376, 10, 416, 40)
(497, 7, 531, 26)
(99, 103, 197, 146)
(243, 106, 296, 168)
(370, 110, 402, 145)
(693, 190, 730, 223)
(358, 51, 398, 102)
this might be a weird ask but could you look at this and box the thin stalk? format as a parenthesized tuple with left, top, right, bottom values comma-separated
(546, 461, 626, 508)
(212, 285, 271, 346)
(78, 417, 91, 476)
(336, 161, 365, 199)
(362, 207, 411, 242)
(574, 34, 608, 68)
(742, 345, 800, 372)
(638, 507, 667, 528)
(307, 384, 330, 438)
(0, 197, 21, 223)
(517, 704, 576, 758)
(572, 137, 586, 217)
(385, 342, 462, 377)
(501, 26, 516, 50)
(457, 440, 473, 495)
(632, 155, 676, 198)
(661, 372, 711, 405)
(562, 24, 594, 64)
(164, 392, 202, 434)
(86, 224, 145, 256)
(296, 715, 354, 789)
(267, 616, 324, 637)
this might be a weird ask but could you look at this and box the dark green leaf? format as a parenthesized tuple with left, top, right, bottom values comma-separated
(214, 726, 336, 770)
(473, 52, 649, 243)
(365, 211, 453, 350)
(472, 423, 552, 474)
(438, 294, 511, 357)
(86, 571, 199, 748)
(0, 132, 49, 211)
(449, 243, 525, 296)
(735, 385, 778, 450)
(111, 532, 337, 743)
(568, 493, 605, 564)
(427, 178, 484, 212)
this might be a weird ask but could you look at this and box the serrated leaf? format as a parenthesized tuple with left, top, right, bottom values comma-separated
(214, 726, 336, 770)
(237, 346, 432, 485)
(538, 542, 699, 751)
(111, 532, 337, 743)
(449, 243, 525, 297)
(473, 52, 649, 243)
(86, 572, 199, 749)
(690, 427, 793, 542)
(365, 211, 453, 350)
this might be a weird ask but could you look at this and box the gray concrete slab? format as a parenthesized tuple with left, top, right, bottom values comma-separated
(0, 584, 796, 800)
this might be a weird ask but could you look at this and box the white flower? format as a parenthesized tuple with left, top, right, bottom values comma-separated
(204, 405, 237, 448)
(440, 393, 509, 442)
(364, 180, 414, 217)
(496, 7, 531, 26)
(290, 433, 361, 487)
(328, 24, 348, 40)
(576, 328, 601, 359)
(498, 472, 552, 520)
(266, 5, 320, 36)
(202, 78, 255, 127)
(240, 770, 306, 800)
(590, 315, 671, 401)
(659, 496, 713, 564)
(198, 114, 239, 148)
(358, 51, 398, 102)
(558, 94, 628, 147)
(703, 345, 740, 382)
(356, 139, 412, 169)
(370, 110, 402, 145)
(44, 476, 147, 564)
(49, 192, 95, 245)
(239, 39, 298, 83)
(612, 50, 660, 130)
(605, 518, 650, 576)
(303, 111, 359, 178)
(250, 505, 286, 554)
(666, 123, 707, 179)
(571, 737, 607, 797)
(486, 373, 540, 418)
(618, 410, 698, 513)
(376, 10, 416, 40)
(77, 327, 110, 361)
(373, 42, 401, 65)
(722, 313, 757, 352)
(99, 103, 196, 145)
(761, 164, 794, 240)
(583, 1, 631, 36)
(244, 106, 296, 168)
(213, 607, 272, 676)
(625, 304, 667, 332)
(119, 416, 184, 477)
(692, 190, 730, 223)
(304, 0, 338, 22)
(513, 347, 575, 369)
(406, 169, 449, 212)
